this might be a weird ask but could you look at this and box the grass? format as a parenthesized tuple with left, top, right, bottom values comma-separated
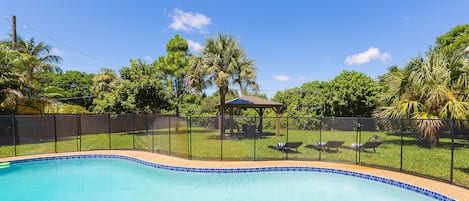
(0, 126, 468, 188)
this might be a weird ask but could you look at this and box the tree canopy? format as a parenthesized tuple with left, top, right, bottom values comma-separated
(436, 24, 469, 54)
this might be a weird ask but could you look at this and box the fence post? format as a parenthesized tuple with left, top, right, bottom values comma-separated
(77, 115, 81, 152)
(220, 115, 223, 161)
(168, 116, 171, 156)
(145, 114, 149, 152)
(286, 116, 289, 160)
(151, 115, 155, 153)
(108, 114, 111, 150)
(356, 116, 361, 165)
(132, 114, 135, 150)
(319, 117, 322, 161)
(450, 118, 455, 183)
(187, 116, 190, 159)
(53, 115, 57, 153)
(400, 119, 403, 172)
(11, 114, 16, 156)
(189, 116, 192, 160)
(253, 116, 257, 161)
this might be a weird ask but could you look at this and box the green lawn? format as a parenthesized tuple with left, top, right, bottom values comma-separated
(1, 126, 468, 188)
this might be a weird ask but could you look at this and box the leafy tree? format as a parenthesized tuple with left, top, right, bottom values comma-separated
(154, 34, 190, 116)
(93, 59, 170, 114)
(327, 71, 378, 117)
(375, 47, 469, 147)
(436, 24, 469, 54)
(272, 81, 326, 117)
(38, 71, 94, 108)
(90, 68, 118, 99)
(273, 71, 378, 118)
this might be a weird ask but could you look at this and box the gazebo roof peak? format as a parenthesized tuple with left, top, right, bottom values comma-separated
(224, 96, 282, 107)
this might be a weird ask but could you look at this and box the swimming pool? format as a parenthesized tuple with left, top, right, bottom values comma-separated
(0, 155, 452, 201)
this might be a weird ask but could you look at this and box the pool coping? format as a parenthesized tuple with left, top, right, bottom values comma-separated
(1, 150, 467, 201)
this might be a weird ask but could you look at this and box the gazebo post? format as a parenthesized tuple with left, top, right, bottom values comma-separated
(229, 107, 234, 135)
(259, 108, 264, 134)
(276, 113, 281, 136)
(273, 107, 281, 136)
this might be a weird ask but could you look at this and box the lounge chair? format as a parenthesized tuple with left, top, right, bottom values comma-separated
(269, 141, 303, 152)
(358, 141, 382, 153)
(305, 140, 345, 152)
(349, 141, 383, 153)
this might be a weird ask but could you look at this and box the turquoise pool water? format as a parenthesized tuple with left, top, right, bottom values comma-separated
(0, 157, 439, 201)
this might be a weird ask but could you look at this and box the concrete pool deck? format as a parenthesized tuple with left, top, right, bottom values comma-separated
(1, 150, 468, 201)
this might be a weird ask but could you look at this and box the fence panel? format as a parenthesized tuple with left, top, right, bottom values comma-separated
(320, 117, 357, 164)
(55, 115, 78, 153)
(151, 116, 170, 155)
(109, 114, 134, 150)
(221, 116, 255, 160)
(134, 114, 152, 151)
(256, 116, 287, 160)
(15, 115, 55, 155)
(358, 118, 400, 170)
(285, 117, 320, 160)
(190, 116, 220, 160)
(0, 115, 14, 157)
(169, 116, 188, 158)
(80, 114, 110, 150)
(453, 119, 469, 187)
(401, 119, 451, 182)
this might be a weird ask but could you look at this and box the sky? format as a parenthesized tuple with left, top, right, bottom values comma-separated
(0, 0, 468, 97)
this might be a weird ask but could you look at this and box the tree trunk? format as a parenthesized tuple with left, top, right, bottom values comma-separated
(219, 90, 225, 138)
(423, 132, 440, 148)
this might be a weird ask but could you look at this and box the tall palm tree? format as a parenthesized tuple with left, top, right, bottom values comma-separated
(376, 47, 469, 147)
(187, 33, 258, 136)
(1, 37, 62, 79)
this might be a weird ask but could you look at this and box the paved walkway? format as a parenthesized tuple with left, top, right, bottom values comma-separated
(1, 150, 468, 201)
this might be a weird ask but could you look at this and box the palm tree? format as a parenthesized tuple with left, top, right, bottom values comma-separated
(2, 37, 62, 79)
(187, 33, 258, 136)
(375, 47, 469, 147)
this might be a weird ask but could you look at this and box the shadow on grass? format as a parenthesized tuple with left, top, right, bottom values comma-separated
(205, 131, 279, 141)
(455, 167, 469, 174)
(382, 135, 468, 150)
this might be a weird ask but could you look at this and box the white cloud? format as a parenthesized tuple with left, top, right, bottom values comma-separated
(345, 47, 391, 65)
(143, 56, 152, 61)
(274, 74, 292, 82)
(187, 39, 203, 52)
(50, 47, 62, 56)
(169, 9, 211, 32)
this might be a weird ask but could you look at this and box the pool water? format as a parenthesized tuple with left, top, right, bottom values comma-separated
(0, 158, 436, 201)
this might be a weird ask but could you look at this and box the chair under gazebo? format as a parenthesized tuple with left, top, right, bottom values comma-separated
(218, 96, 283, 137)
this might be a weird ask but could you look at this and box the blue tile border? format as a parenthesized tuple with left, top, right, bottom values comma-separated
(7, 154, 455, 201)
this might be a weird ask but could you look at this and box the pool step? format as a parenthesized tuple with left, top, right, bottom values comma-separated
(0, 162, 10, 168)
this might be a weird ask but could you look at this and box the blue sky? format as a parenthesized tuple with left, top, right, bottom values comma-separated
(1, 0, 468, 97)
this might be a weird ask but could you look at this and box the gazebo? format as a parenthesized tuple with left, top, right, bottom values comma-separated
(219, 96, 283, 136)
